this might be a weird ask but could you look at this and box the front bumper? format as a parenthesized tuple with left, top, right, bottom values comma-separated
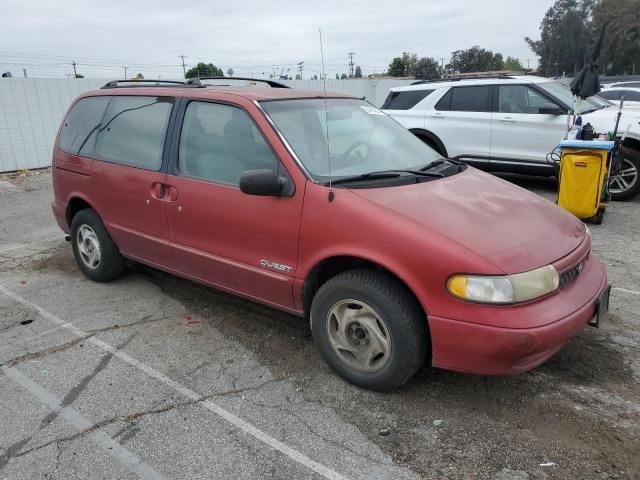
(428, 254, 608, 375)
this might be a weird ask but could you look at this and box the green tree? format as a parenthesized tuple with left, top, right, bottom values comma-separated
(340, 73, 348, 79)
(447, 46, 505, 73)
(525, 0, 593, 77)
(227, 68, 234, 76)
(185, 62, 224, 78)
(592, 0, 640, 74)
(387, 52, 419, 76)
(335, 73, 340, 79)
(388, 57, 405, 76)
(504, 56, 525, 71)
(354, 65, 363, 78)
(415, 57, 442, 80)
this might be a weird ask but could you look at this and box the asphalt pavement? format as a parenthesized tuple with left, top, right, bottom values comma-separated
(0, 171, 639, 480)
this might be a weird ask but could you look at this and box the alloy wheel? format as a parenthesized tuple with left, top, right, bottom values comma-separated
(609, 158, 638, 195)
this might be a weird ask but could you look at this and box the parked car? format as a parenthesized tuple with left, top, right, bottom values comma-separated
(602, 81, 640, 89)
(598, 87, 640, 108)
(383, 76, 640, 200)
(52, 79, 609, 391)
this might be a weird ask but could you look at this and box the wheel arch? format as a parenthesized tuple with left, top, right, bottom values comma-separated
(622, 136, 640, 153)
(301, 254, 428, 323)
(409, 128, 448, 157)
(65, 195, 96, 227)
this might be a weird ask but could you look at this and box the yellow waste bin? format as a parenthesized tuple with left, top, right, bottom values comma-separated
(557, 140, 614, 224)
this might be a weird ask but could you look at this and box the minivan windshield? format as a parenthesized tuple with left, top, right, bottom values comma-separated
(538, 81, 614, 114)
(260, 98, 443, 182)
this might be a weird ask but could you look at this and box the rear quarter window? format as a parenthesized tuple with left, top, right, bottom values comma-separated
(382, 90, 433, 110)
(58, 96, 110, 156)
(93, 96, 174, 171)
(435, 86, 492, 112)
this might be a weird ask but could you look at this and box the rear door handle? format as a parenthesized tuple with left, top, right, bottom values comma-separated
(499, 117, 516, 123)
(431, 113, 445, 118)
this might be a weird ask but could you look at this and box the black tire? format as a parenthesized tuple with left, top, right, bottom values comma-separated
(610, 147, 640, 201)
(70, 209, 126, 282)
(591, 208, 605, 225)
(310, 269, 429, 391)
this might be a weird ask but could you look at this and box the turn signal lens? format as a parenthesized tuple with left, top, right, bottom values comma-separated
(447, 265, 560, 304)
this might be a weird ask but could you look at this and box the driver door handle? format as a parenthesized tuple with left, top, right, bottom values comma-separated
(499, 116, 517, 123)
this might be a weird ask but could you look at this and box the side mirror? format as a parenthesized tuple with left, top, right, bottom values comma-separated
(539, 103, 565, 115)
(239, 169, 287, 196)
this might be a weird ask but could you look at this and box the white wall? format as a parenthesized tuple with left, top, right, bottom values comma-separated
(0, 78, 413, 173)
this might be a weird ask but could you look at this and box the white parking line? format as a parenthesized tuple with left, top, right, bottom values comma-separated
(0, 284, 350, 480)
(613, 287, 640, 296)
(0, 236, 62, 255)
(2, 366, 166, 480)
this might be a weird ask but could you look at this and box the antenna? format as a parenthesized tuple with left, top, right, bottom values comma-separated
(319, 29, 334, 201)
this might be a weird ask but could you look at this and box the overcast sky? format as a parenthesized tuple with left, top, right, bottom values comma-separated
(0, 0, 555, 79)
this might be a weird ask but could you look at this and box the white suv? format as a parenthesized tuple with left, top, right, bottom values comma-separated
(383, 76, 640, 200)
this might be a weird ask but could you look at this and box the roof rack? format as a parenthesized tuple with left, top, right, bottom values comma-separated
(410, 75, 514, 85)
(188, 76, 290, 89)
(101, 79, 203, 89)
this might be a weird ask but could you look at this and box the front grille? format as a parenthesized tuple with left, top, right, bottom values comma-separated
(559, 260, 584, 289)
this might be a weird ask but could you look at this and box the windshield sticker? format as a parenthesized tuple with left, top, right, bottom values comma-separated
(360, 105, 385, 116)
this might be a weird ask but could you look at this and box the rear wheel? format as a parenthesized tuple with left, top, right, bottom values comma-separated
(610, 147, 640, 201)
(310, 269, 429, 391)
(70, 209, 126, 282)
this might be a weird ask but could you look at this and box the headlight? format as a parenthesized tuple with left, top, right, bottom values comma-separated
(447, 265, 560, 304)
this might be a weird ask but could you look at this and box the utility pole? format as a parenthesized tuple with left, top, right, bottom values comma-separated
(347, 52, 355, 78)
(297, 61, 304, 79)
(122, 66, 128, 78)
(179, 55, 187, 78)
(527, 59, 531, 70)
(22, 68, 27, 78)
(71, 60, 77, 78)
(440, 57, 445, 70)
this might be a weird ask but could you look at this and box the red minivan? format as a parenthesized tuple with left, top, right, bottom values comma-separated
(52, 78, 610, 391)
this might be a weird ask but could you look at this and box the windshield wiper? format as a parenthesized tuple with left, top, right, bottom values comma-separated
(419, 159, 445, 171)
(329, 168, 446, 186)
(329, 171, 403, 185)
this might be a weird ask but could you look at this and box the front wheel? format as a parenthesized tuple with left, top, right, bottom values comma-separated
(310, 269, 429, 391)
(610, 147, 640, 201)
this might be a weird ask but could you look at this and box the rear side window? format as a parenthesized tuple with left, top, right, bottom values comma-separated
(94, 96, 174, 171)
(435, 86, 492, 112)
(382, 90, 433, 110)
(58, 96, 110, 155)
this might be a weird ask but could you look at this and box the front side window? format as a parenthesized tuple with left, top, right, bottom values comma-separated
(178, 101, 278, 185)
(58, 96, 110, 156)
(260, 98, 443, 181)
(498, 85, 550, 113)
(94, 96, 173, 171)
(436, 86, 492, 112)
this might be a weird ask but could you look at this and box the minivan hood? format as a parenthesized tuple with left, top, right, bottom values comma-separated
(352, 169, 586, 273)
